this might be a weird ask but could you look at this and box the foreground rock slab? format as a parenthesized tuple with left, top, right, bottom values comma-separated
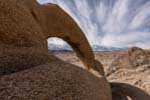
(0, 60, 111, 100)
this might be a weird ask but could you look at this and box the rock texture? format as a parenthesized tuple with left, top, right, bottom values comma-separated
(128, 47, 150, 67)
(0, 0, 49, 75)
(0, 0, 104, 75)
(0, 0, 111, 99)
(111, 82, 150, 100)
(0, 59, 111, 100)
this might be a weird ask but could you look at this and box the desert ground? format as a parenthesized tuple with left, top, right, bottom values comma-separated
(52, 49, 150, 95)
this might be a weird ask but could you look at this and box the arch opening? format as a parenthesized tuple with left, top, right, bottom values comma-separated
(47, 37, 84, 68)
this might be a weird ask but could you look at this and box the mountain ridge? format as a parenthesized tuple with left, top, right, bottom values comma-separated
(48, 43, 128, 51)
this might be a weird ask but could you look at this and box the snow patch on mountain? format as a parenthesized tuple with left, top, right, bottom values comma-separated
(48, 43, 127, 51)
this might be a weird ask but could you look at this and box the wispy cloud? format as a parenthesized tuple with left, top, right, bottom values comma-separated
(37, 0, 150, 49)
(129, 2, 150, 30)
(101, 31, 150, 48)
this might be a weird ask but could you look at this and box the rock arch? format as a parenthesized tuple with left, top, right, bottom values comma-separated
(0, 0, 104, 75)
(0, 1, 149, 100)
(0, 1, 111, 99)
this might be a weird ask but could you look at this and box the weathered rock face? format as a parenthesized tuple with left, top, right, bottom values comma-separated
(128, 47, 150, 67)
(0, 60, 112, 100)
(0, 0, 104, 75)
(0, 0, 49, 75)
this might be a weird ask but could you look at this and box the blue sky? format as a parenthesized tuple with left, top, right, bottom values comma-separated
(37, 0, 150, 48)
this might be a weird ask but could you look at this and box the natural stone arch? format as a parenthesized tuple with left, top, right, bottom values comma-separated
(0, 0, 104, 75)
(0, 1, 149, 100)
(0, 1, 111, 100)
(41, 3, 104, 75)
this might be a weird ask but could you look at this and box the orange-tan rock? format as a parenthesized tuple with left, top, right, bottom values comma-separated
(0, 0, 104, 75)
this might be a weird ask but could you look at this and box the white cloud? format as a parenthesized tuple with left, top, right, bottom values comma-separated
(101, 31, 150, 48)
(96, 1, 107, 24)
(102, 0, 129, 33)
(129, 2, 150, 30)
(48, 37, 67, 46)
(37, 0, 150, 49)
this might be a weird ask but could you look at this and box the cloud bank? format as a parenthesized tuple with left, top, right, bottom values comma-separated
(37, 0, 150, 49)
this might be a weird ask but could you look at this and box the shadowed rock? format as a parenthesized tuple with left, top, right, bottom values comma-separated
(111, 82, 150, 100)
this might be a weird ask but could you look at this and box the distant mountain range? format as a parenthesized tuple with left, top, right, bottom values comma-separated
(91, 45, 128, 51)
(48, 43, 128, 51)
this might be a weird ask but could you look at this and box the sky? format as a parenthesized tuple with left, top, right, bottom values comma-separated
(37, 0, 150, 48)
